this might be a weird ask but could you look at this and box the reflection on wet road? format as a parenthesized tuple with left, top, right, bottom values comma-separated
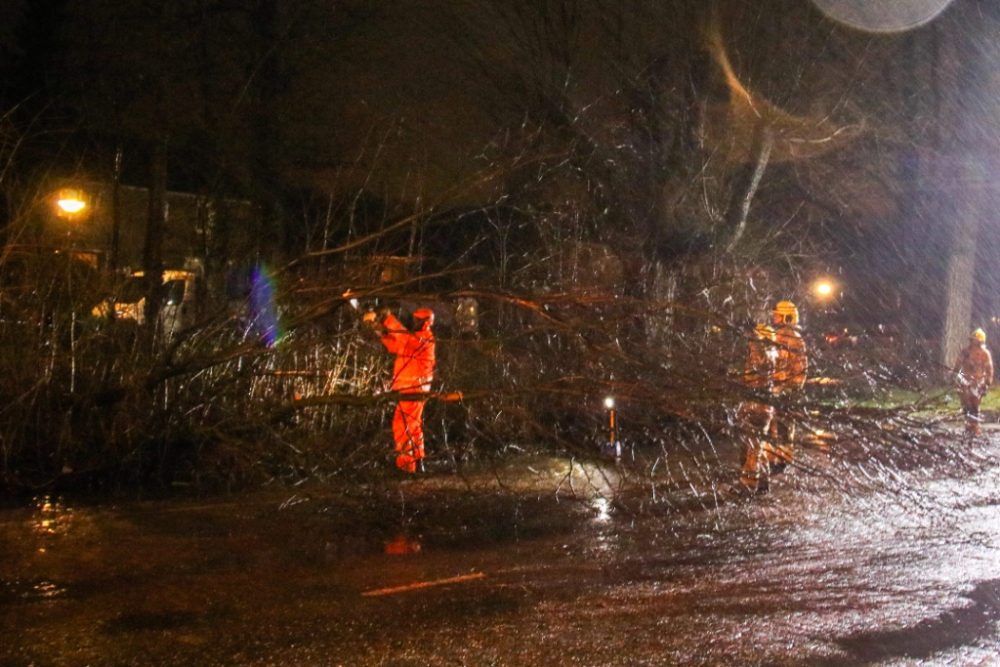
(3, 442, 1000, 666)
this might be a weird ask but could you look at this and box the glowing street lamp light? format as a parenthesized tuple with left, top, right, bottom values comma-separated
(813, 279, 836, 299)
(55, 188, 88, 217)
(57, 197, 86, 214)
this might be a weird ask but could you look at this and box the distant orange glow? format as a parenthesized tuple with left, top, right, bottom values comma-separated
(385, 534, 422, 555)
(54, 188, 88, 217)
(57, 198, 86, 214)
(814, 279, 836, 298)
(362, 572, 485, 597)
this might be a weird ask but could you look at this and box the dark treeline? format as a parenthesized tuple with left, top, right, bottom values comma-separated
(0, 0, 993, 496)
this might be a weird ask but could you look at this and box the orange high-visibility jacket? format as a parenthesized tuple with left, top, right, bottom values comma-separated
(380, 314, 435, 394)
(772, 324, 807, 393)
(955, 341, 994, 397)
(744, 324, 776, 390)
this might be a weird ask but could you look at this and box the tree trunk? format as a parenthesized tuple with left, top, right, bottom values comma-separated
(940, 159, 981, 371)
(722, 121, 773, 252)
(938, 5, 1000, 370)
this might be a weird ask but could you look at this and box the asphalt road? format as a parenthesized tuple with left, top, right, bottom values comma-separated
(3, 428, 1000, 666)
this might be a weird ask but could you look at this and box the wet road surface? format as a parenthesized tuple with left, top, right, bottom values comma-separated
(3, 429, 1000, 666)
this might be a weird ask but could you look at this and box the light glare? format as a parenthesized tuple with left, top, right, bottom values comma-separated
(57, 198, 86, 214)
(810, 0, 955, 33)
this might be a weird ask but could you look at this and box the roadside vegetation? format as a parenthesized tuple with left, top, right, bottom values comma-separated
(0, 189, 962, 499)
(0, 1, 988, 499)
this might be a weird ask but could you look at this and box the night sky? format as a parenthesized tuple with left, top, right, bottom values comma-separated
(2, 0, 999, 340)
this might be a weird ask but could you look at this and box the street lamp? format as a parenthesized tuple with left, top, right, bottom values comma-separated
(814, 279, 835, 298)
(812, 278, 841, 314)
(52, 187, 102, 272)
(55, 189, 87, 217)
(52, 187, 91, 394)
(603, 396, 621, 460)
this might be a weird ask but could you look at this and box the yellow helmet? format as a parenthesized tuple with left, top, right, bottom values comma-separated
(773, 301, 799, 326)
(973, 328, 986, 343)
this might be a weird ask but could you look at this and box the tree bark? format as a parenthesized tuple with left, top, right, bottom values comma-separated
(938, 5, 1000, 370)
(722, 121, 773, 252)
(940, 158, 982, 370)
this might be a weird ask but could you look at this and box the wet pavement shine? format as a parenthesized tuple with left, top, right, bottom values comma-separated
(3, 434, 1000, 666)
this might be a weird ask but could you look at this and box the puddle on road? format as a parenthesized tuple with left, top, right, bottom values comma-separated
(32, 495, 76, 536)
(0, 578, 69, 604)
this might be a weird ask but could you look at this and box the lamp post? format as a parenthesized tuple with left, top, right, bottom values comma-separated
(810, 277, 843, 340)
(53, 188, 89, 393)
(55, 188, 88, 224)
(604, 396, 621, 460)
(811, 277, 840, 312)
(54, 188, 89, 254)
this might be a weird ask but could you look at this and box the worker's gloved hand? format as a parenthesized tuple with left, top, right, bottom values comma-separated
(362, 311, 377, 324)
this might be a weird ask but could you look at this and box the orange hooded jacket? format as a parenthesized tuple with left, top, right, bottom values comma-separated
(380, 313, 435, 394)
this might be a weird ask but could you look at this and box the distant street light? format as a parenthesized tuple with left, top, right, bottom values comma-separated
(55, 188, 88, 218)
(603, 397, 621, 460)
(813, 279, 837, 300)
(57, 197, 85, 214)
(52, 187, 98, 270)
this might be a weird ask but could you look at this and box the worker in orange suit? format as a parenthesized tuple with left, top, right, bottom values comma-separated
(769, 300, 807, 471)
(365, 307, 436, 472)
(954, 328, 993, 435)
(737, 320, 777, 493)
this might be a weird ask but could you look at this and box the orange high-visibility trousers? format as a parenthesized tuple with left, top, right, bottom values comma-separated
(738, 401, 774, 491)
(393, 398, 426, 472)
(960, 390, 985, 434)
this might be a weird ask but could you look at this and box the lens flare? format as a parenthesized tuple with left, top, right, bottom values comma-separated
(810, 0, 955, 32)
(250, 265, 284, 347)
